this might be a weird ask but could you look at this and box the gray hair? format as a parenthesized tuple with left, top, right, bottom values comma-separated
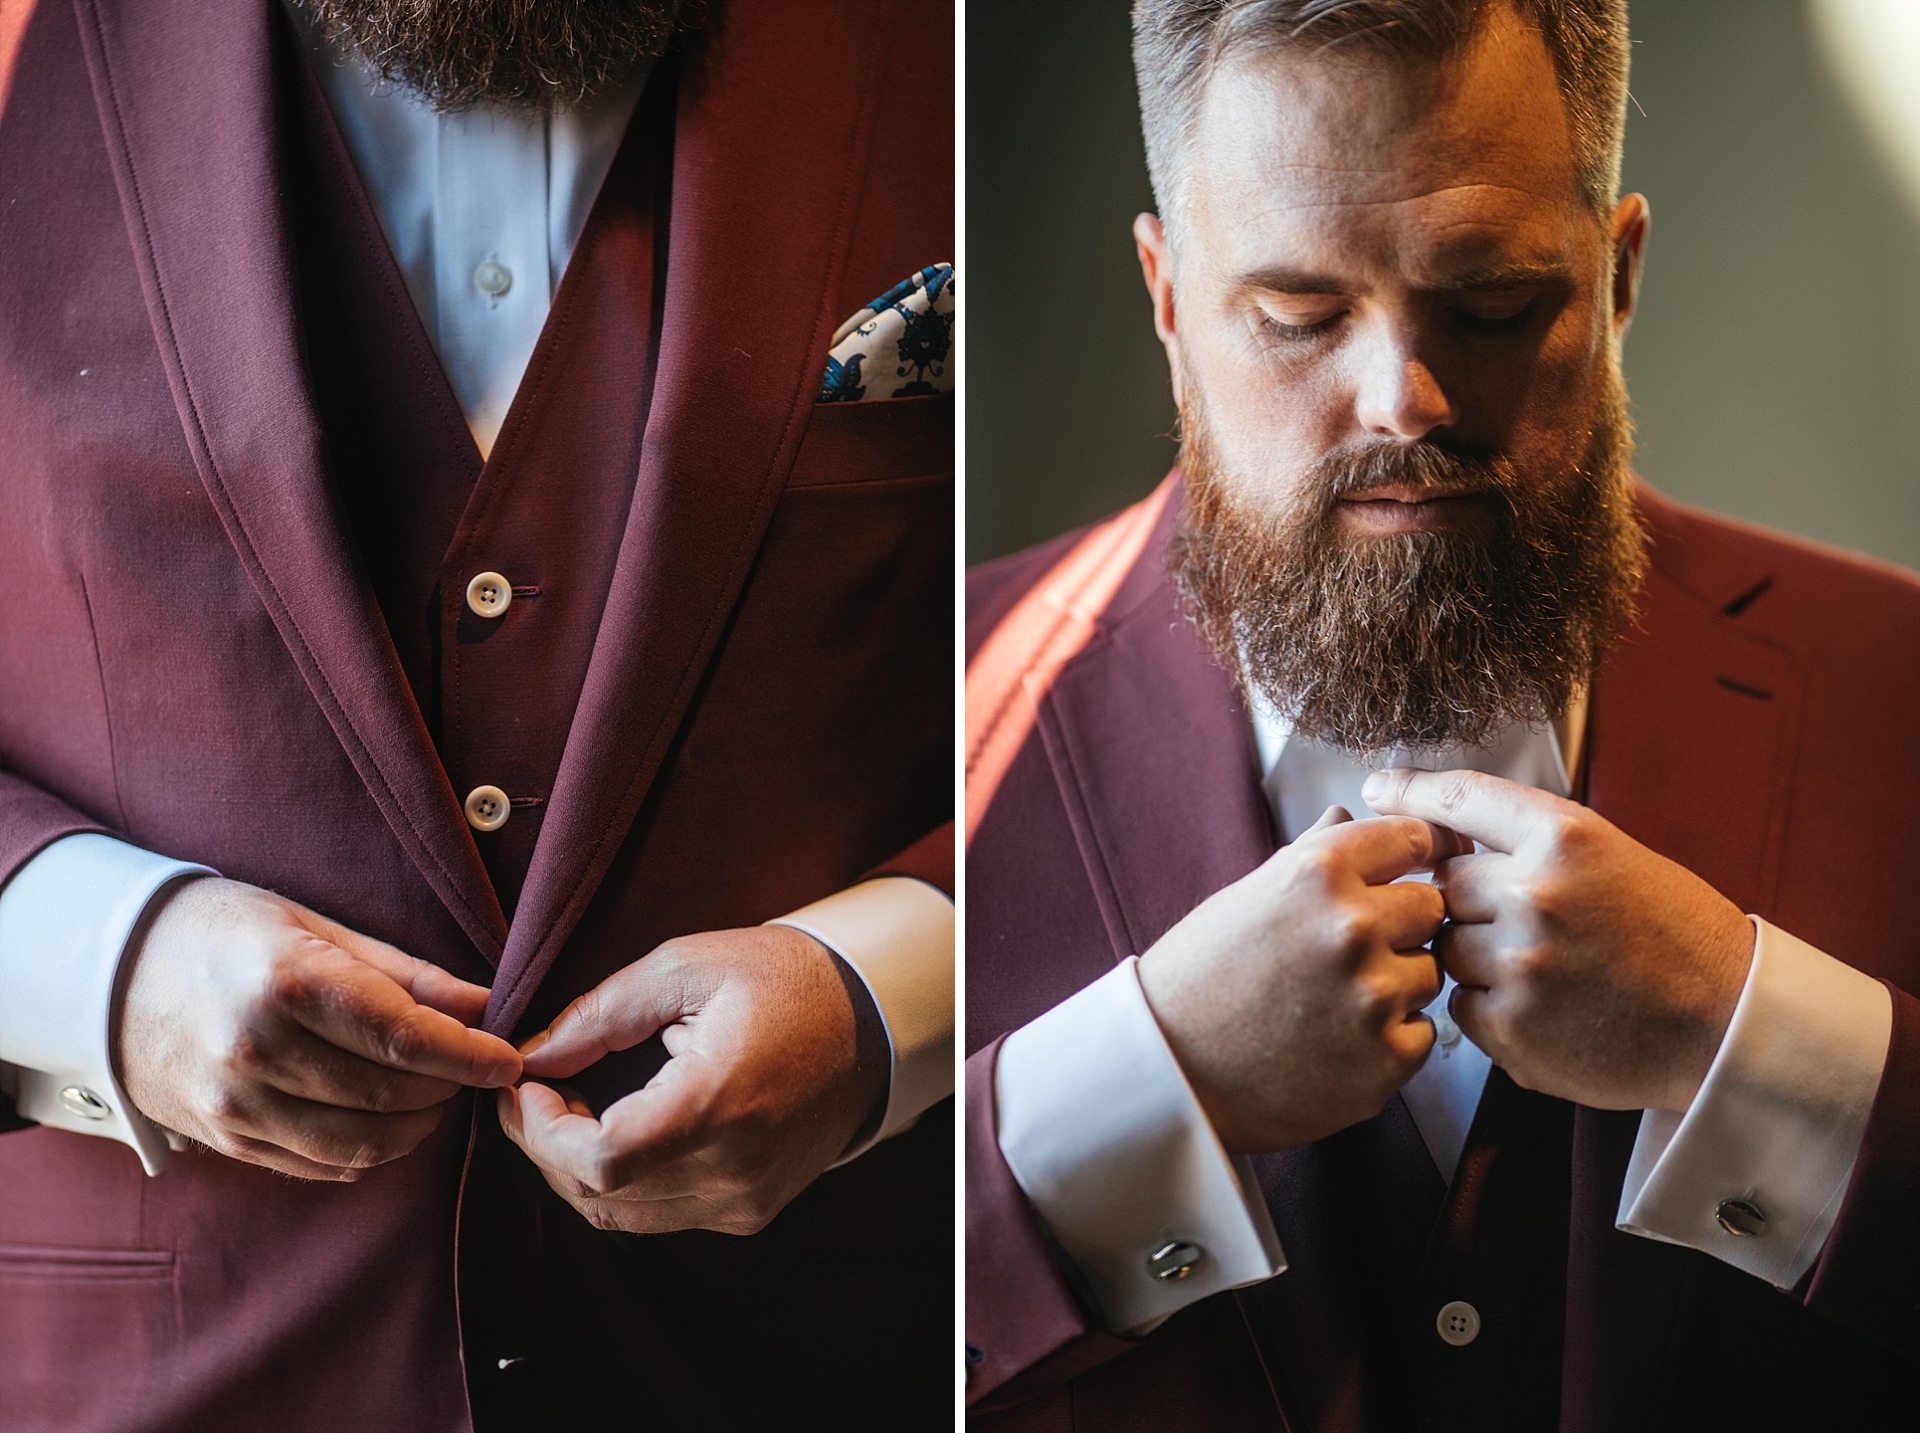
(1133, 0, 1629, 247)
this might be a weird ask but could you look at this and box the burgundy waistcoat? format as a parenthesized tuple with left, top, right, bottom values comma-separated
(0, 2, 954, 1428)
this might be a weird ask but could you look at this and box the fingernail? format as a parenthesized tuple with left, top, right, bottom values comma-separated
(518, 1030, 550, 1058)
(487, 1059, 520, 1086)
(1362, 772, 1387, 799)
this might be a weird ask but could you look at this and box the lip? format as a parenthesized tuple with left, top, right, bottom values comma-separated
(1336, 487, 1491, 532)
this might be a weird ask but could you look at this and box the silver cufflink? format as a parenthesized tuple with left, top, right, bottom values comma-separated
(1147, 1240, 1204, 1282)
(1715, 1196, 1768, 1237)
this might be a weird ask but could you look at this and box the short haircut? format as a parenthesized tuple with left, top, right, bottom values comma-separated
(1132, 0, 1630, 246)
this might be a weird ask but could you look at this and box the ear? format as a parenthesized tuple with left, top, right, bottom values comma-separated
(1134, 212, 1185, 406)
(1608, 193, 1649, 340)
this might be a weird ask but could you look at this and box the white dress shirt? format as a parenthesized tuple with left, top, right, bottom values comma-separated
(0, 7, 954, 1171)
(996, 701, 1890, 1335)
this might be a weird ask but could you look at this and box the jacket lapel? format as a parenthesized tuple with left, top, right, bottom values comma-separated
(1036, 485, 1275, 960)
(1563, 480, 1800, 1430)
(483, 3, 899, 1034)
(72, 0, 508, 958)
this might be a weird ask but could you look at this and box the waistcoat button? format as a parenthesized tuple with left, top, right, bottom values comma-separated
(1436, 1300, 1481, 1346)
(466, 572, 512, 619)
(464, 785, 511, 832)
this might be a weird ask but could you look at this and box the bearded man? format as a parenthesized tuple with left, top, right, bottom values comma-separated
(965, 1, 1919, 1428)
(0, 0, 952, 1427)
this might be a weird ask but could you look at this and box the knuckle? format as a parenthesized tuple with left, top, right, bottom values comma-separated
(205, 1085, 251, 1128)
(1436, 771, 1477, 816)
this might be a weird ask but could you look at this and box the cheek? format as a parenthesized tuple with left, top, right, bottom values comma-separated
(1184, 325, 1344, 495)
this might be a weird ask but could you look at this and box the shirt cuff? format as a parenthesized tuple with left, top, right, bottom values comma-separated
(768, 875, 953, 1159)
(995, 957, 1285, 1335)
(0, 833, 216, 1175)
(1617, 916, 1892, 1288)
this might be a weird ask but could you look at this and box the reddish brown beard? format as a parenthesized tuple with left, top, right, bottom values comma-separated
(295, 0, 692, 112)
(1167, 367, 1647, 756)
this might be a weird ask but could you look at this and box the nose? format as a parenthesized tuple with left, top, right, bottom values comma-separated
(1354, 330, 1457, 441)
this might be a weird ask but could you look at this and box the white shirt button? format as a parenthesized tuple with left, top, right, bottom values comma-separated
(1436, 1300, 1481, 1346)
(1432, 1010, 1463, 1048)
(466, 571, 512, 619)
(473, 260, 513, 298)
(464, 785, 511, 832)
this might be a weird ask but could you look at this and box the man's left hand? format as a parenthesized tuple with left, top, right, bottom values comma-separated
(1362, 768, 1755, 1113)
(496, 925, 885, 1234)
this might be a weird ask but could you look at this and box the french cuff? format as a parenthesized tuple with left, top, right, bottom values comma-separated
(1618, 916, 1892, 1289)
(995, 957, 1285, 1336)
(0, 833, 215, 1175)
(768, 875, 953, 1161)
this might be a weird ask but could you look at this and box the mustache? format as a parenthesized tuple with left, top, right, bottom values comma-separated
(1303, 439, 1518, 507)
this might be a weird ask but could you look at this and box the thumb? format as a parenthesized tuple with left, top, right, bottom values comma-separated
(520, 948, 707, 1080)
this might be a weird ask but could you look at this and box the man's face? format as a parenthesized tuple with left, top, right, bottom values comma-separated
(1142, 4, 1650, 753)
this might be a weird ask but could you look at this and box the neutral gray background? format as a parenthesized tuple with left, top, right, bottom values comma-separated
(965, 0, 1920, 569)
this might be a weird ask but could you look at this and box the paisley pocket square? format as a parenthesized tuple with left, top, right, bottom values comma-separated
(818, 263, 954, 402)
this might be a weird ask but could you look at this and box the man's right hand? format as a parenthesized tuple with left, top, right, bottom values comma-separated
(117, 878, 522, 1181)
(1136, 808, 1461, 1154)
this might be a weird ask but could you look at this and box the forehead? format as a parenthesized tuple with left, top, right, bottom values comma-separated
(1185, 7, 1590, 277)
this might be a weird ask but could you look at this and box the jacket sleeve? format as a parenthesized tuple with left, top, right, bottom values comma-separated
(964, 1036, 1135, 1412)
(1801, 979, 1920, 1359)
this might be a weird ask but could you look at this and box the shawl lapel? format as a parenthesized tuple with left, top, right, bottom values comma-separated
(72, 0, 508, 958)
(482, 2, 898, 1034)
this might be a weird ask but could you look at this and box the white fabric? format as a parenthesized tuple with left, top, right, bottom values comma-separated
(997, 695, 1890, 1331)
(1619, 916, 1892, 1289)
(285, 2, 645, 456)
(997, 959, 1286, 1335)
(0, 835, 214, 1174)
(769, 876, 956, 1158)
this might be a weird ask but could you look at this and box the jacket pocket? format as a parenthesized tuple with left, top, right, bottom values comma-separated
(0, 1243, 180, 1425)
(789, 392, 953, 488)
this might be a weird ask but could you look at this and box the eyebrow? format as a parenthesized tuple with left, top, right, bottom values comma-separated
(1233, 260, 1575, 297)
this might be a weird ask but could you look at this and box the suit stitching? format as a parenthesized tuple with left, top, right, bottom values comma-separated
(76, 0, 504, 955)
(75, 571, 128, 830)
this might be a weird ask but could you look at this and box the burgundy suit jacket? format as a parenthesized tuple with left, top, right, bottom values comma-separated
(966, 477, 1920, 1430)
(0, 1, 951, 1429)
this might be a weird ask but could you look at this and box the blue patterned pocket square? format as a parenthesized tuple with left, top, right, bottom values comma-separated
(818, 263, 954, 402)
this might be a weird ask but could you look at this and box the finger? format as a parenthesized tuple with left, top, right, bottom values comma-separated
(1435, 919, 1500, 989)
(1373, 879, 1448, 950)
(1303, 804, 1353, 836)
(1362, 767, 1566, 856)
(283, 947, 521, 1087)
(1311, 813, 1466, 885)
(1386, 1005, 1439, 1068)
(520, 949, 712, 1080)
(1448, 982, 1504, 1058)
(307, 917, 496, 1026)
(515, 1040, 726, 1196)
(218, 1134, 364, 1183)
(1430, 851, 1508, 924)
(219, 1085, 445, 1171)
(250, 1024, 466, 1113)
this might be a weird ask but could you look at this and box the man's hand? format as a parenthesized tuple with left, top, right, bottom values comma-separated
(1363, 768, 1755, 1112)
(118, 877, 522, 1181)
(1136, 808, 1464, 1154)
(496, 924, 886, 1236)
